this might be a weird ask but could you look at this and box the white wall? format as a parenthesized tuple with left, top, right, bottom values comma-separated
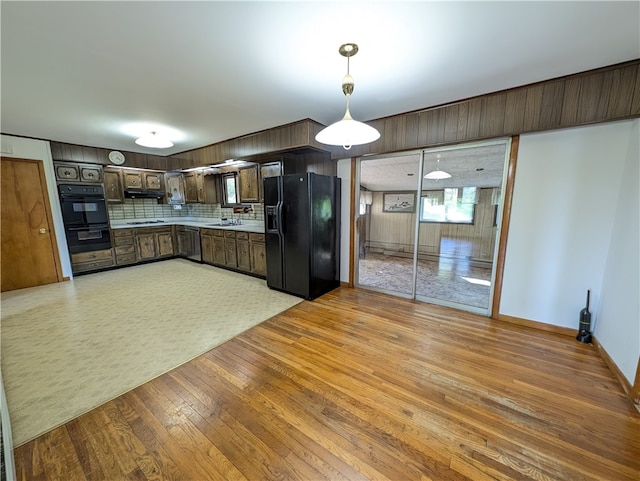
(594, 119, 639, 384)
(1, 135, 72, 278)
(501, 121, 635, 330)
(337, 157, 352, 283)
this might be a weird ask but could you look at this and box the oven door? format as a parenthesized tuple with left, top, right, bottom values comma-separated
(65, 224, 112, 253)
(60, 197, 108, 226)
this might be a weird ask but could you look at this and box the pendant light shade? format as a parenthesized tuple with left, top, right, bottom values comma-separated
(135, 131, 174, 149)
(424, 154, 451, 180)
(315, 43, 380, 150)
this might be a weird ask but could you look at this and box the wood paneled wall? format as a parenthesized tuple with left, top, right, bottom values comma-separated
(170, 119, 327, 168)
(367, 188, 497, 262)
(49, 60, 639, 171)
(327, 60, 640, 159)
(50, 142, 169, 170)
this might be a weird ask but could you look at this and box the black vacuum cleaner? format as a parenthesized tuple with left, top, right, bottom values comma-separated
(576, 289, 592, 343)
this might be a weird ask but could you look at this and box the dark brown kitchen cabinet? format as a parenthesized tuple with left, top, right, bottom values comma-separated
(236, 232, 250, 271)
(200, 229, 215, 264)
(238, 164, 259, 203)
(54, 161, 103, 184)
(165, 172, 185, 204)
(224, 230, 237, 268)
(183, 172, 199, 203)
(259, 161, 282, 202)
(212, 230, 226, 265)
(144, 172, 164, 191)
(112, 228, 136, 265)
(135, 227, 174, 261)
(249, 233, 266, 277)
(103, 167, 124, 203)
(123, 170, 143, 190)
(70, 248, 114, 274)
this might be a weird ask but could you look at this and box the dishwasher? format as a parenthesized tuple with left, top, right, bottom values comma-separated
(177, 226, 201, 262)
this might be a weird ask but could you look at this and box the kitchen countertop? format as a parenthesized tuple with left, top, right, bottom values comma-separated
(110, 217, 265, 233)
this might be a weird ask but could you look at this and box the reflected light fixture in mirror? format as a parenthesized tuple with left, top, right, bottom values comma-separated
(424, 154, 451, 180)
(135, 131, 174, 148)
(315, 43, 380, 150)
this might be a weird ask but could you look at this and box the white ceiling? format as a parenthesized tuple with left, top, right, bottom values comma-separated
(1, 1, 639, 157)
(361, 141, 508, 191)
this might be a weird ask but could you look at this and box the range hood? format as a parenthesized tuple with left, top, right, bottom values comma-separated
(124, 189, 165, 199)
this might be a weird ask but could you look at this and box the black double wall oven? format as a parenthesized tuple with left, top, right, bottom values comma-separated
(58, 184, 111, 254)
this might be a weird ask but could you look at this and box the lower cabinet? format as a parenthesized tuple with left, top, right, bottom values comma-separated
(249, 233, 266, 276)
(112, 228, 136, 265)
(71, 248, 114, 274)
(200, 228, 266, 278)
(135, 227, 175, 261)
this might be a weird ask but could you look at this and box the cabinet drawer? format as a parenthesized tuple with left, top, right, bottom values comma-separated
(115, 244, 135, 255)
(112, 228, 134, 237)
(116, 254, 137, 265)
(249, 233, 265, 243)
(225, 230, 236, 238)
(72, 258, 114, 273)
(213, 229, 224, 237)
(236, 232, 248, 240)
(114, 236, 134, 247)
(71, 249, 113, 264)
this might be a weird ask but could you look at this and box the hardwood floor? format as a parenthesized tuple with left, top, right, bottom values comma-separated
(13, 287, 639, 480)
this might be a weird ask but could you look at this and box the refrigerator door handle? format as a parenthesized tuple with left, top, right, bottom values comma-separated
(277, 201, 284, 235)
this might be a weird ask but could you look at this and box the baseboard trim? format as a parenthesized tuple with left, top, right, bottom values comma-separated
(496, 314, 576, 337)
(592, 336, 633, 397)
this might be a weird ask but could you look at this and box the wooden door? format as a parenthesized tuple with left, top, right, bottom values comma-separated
(201, 233, 214, 264)
(1, 158, 62, 291)
(237, 239, 250, 271)
(238, 165, 259, 203)
(250, 241, 266, 276)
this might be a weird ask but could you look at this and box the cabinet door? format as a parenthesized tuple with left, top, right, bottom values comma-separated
(201, 233, 214, 264)
(55, 163, 79, 181)
(196, 172, 205, 203)
(238, 165, 259, 203)
(144, 172, 164, 191)
(136, 233, 157, 260)
(259, 161, 282, 202)
(237, 239, 250, 272)
(166, 173, 185, 204)
(224, 237, 237, 268)
(203, 174, 219, 204)
(157, 233, 174, 257)
(212, 236, 226, 265)
(103, 168, 124, 203)
(184, 173, 198, 203)
(80, 165, 103, 183)
(250, 242, 266, 277)
(124, 171, 143, 190)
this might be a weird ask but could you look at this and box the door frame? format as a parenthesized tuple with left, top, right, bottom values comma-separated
(1, 157, 64, 289)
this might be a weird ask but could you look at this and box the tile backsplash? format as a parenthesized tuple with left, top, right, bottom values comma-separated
(108, 199, 264, 222)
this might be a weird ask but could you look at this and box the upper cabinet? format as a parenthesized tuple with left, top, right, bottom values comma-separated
(123, 170, 143, 190)
(144, 172, 164, 191)
(259, 161, 282, 202)
(54, 161, 103, 184)
(238, 165, 259, 203)
(166, 172, 186, 205)
(103, 167, 124, 203)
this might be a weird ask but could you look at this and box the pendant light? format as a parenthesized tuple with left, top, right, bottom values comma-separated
(135, 131, 174, 149)
(315, 43, 380, 150)
(424, 154, 451, 180)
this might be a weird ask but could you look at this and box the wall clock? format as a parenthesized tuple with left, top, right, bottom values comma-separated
(108, 150, 125, 165)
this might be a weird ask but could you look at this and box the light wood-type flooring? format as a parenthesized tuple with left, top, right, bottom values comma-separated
(13, 287, 639, 480)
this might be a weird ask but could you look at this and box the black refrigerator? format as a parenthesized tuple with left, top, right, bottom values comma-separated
(264, 173, 341, 300)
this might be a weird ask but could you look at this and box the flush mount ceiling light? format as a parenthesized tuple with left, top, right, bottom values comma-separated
(315, 43, 380, 150)
(135, 131, 174, 149)
(424, 154, 452, 181)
